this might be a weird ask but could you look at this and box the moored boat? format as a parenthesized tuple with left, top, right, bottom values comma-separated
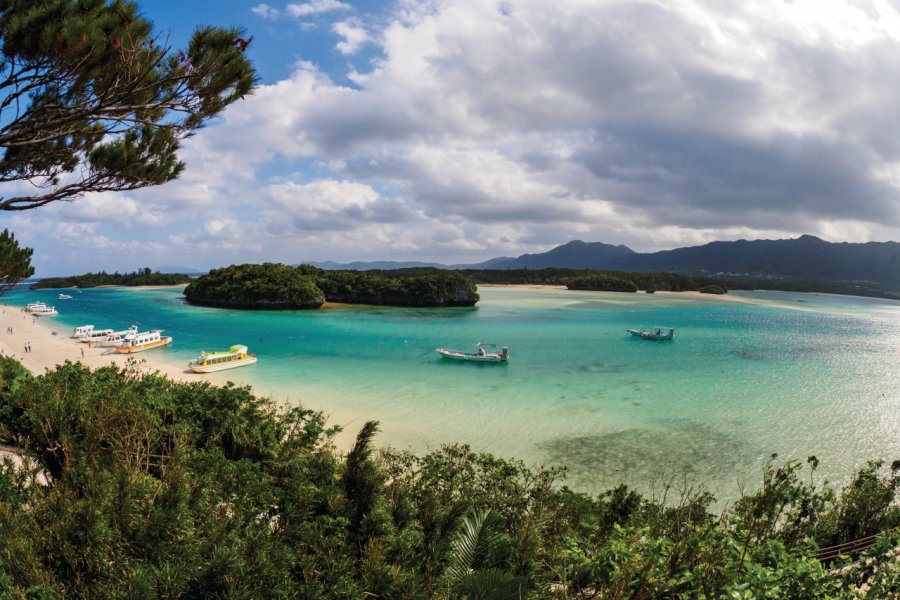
(73, 324, 94, 338)
(114, 330, 172, 354)
(58, 294, 73, 300)
(627, 327, 675, 340)
(436, 343, 509, 363)
(25, 302, 58, 316)
(189, 345, 257, 373)
(79, 328, 114, 343)
(96, 325, 139, 347)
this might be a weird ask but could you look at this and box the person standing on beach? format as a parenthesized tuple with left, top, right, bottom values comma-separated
(80, 347, 84, 359)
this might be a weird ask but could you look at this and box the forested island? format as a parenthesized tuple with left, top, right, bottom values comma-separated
(184, 263, 479, 309)
(0, 357, 896, 597)
(453, 267, 727, 292)
(30, 268, 192, 289)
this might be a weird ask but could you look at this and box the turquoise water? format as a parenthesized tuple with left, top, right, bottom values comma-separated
(5, 286, 900, 500)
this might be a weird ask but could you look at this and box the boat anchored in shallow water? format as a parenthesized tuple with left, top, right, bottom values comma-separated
(114, 330, 173, 354)
(436, 342, 510, 363)
(189, 345, 258, 373)
(627, 327, 675, 340)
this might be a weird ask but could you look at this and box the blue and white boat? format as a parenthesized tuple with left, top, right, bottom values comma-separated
(436, 342, 509, 363)
(628, 328, 675, 340)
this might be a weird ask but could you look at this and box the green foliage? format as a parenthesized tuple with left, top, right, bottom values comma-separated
(0, 229, 33, 296)
(0, 0, 258, 209)
(186, 264, 479, 309)
(0, 356, 896, 597)
(700, 284, 727, 294)
(308, 266, 480, 307)
(460, 267, 726, 292)
(567, 274, 638, 292)
(30, 268, 191, 289)
(184, 263, 326, 309)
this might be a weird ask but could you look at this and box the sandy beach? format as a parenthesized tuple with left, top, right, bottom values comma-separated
(0, 304, 203, 382)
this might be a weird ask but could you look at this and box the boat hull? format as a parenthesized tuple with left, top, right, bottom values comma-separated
(627, 328, 675, 340)
(436, 348, 508, 362)
(189, 356, 258, 373)
(114, 337, 173, 353)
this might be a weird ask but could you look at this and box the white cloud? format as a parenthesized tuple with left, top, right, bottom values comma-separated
(332, 19, 371, 54)
(286, 0, 352, 18)
(251, 3, 281, 20)
(29, 0, 900, 272)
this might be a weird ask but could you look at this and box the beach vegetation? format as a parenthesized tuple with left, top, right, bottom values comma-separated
(457, 267, 727, 292)
(30, 268, 191, 289)
(699, 284, 727, 294)
(566, 274, 639, 292)
(0, 357, 896, 597)
(0, 0, 258, 210)
(0, 229, 33, 296)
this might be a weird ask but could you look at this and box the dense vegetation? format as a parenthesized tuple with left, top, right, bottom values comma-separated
(184, 263, 325, 309)
(455, 268, 727, 292)
(302, 266, 479, 307)
(566, 274, 639, 292)
(0, 357, 897, 597)
(185, 264, 479, 309)
(30, 268, 192, 289)
(0, 229, 33, 297)
(723, 276, 900, 300)
(700, 284, 727, 294)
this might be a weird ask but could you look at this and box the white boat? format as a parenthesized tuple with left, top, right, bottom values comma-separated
(627, 327, 675, 340)
(25, 302, 58, 316)
(436, 342, 509, 363)
(96, 325, 139, 347)
(79, 328, 114, 343)
(114, 330, 172, 354)
(189, 345, 257, 373)
(57, 294, 73, 300)
(72, 324, 94, 338)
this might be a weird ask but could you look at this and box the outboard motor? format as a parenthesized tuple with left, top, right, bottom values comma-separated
(500, 347, 510, 360)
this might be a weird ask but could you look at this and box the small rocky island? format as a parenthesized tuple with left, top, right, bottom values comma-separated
(184, 264, 479, 309)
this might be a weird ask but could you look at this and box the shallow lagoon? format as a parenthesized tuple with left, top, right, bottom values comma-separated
(9, 285, 900, 500)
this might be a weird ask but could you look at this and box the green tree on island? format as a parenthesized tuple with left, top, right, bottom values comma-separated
(0, 0, 258, 210)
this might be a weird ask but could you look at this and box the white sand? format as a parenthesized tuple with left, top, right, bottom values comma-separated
(0, 305, 203, 382)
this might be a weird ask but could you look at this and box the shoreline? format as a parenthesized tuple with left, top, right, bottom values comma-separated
(0, 305, 209, 384)
(0, 305, 371, 451)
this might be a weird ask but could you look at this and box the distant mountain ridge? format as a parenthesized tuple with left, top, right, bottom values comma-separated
(310, 235, 900, 288)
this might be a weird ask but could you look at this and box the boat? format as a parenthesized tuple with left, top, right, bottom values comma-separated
(114, 330, 172, 354)
(78, 328, 114, 343)
(436, 342, 510, 363)
(96, 325, 139, 347)
(72, 324, 94, 338)
(627, 327, 675, 340)
(25, 302, 58, 316)
(57, 294, 73, 300)
(188, 345, 257, 373)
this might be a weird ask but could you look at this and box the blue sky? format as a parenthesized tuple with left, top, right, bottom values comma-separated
(6, 0, 900, 275)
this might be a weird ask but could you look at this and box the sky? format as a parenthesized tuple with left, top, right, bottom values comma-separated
(6, 0, 900, 275)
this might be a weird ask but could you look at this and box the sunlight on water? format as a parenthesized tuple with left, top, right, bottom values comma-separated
(7, 286, 900, 501)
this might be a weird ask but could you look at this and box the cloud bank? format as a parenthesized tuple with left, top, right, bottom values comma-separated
(13, 0, 900, 273)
